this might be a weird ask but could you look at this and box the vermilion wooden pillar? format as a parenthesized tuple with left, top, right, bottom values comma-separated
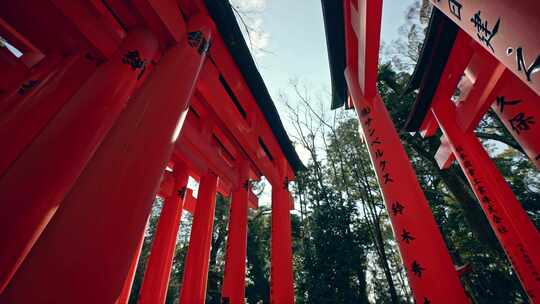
(270, 183, 295, 304)
(138, 165, 189, 304)
(179, 171, 219, 304)
(117, 219, 148, 304)
(345, 70, 469, 303)
(0, 17, 212, 303)
(221, 180, 249, 304)
(0, 29, 158, 295)
(455, 50, 540, 169)
(0, 53, 95, 175)
(489, 71, 540, 169)
(432, 98, 540, 301)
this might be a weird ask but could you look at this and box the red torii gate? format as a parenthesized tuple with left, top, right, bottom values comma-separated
(322, 0, 539, 303)
(403, 2, 540, 301)
(0, 1, 302, 303)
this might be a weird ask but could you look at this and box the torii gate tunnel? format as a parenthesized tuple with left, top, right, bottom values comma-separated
(1, 0, 539, 303)
(322, 0, 539, 303)
(0, 1, 302, 303)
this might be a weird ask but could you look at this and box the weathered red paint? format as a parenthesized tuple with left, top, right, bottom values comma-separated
(117, 219, 148, 304)
(0, 16, 210, 302)
(489, 70, 540, 169)
(0, 1, 302, 303)
(0, 29, 158, 295)
(221, 177, 250, 304)
(0, 53, 61, 125)
(342, 0, 469, 302)
(418, 22, 540, 301)
(139, 165, 189, 304)
(454, 47, 506, 133)
(456, 49, 540, 169)
(179, 171, 218, 304)
(432, 98, 540, 301)
(0, 54, 95, 175)
(347, 0, 382, 98)
(270, 185, 295, 304)
(347, 78, 469, 304)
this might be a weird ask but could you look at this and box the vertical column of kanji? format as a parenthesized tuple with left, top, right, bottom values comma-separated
(346, 73, 469, 304)
(489, 71, 540, 169)
(0, 53, 96, 175)
(432, 98, 540, 301)
(117, 219, 149, 304)
(139, 164, 189, 304)
(270, 181, 295, 304)
(221, 179, 250, 304)
(179, 172, 219, 304)
(0, 29, 158, 295)
(0, 16, 212, 303)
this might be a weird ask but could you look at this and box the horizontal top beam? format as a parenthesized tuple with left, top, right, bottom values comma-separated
(0, 0, 302, 186)
(429, 0, 540, 96)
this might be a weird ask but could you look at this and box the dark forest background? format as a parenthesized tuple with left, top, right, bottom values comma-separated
(128, 2, 540, 303)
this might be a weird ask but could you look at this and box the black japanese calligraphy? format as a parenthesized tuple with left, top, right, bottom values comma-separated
(464, 160, 475, 176)
(455, 145, 508, 234)
(122, 50, 146, 79)
(401, 229, 415, 244)
(379, 160, 387, 172)
(509, 112, 535, 134)
(507, 47, 540, 82)
(496, 96, 521, 114)
(391, 201, 404, 216)
(370, 137, 381, 146)
(122, 50, 144, 70)
(518, 242, 540, 282)
(498, 226, 508, 234)
(448, 0, 462, 20)
(188, 31, 211, 55)
(478, 186, 486, 195)
(411, 260, 425, 278)
(18, 79, 39, 95)
(365, 118, 373, 128)
(177, 186, 187, 199)
(383, 173, 393, 184)
(360, 107, 371, 118)
(470, 11, 500, 52)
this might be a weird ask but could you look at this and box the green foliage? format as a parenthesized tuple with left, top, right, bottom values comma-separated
(126, 2, 538, 304)
(294, 165, 370, 304)
(245, 207, 271, 304)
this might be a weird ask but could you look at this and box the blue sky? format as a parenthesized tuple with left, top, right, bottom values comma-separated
(234, 0, 416, 106)
(231, 0, 416, 164)
(226, 0, 418, 201)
